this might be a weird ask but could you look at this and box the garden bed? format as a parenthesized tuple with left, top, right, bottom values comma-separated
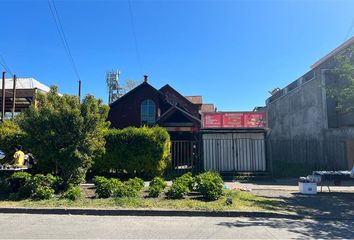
(0, 186, 281, 212)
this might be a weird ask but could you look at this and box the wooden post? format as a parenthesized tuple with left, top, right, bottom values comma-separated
(12, 74, 17, 119)
(78, 79, 81, 103)
(1, 72, 5, 122)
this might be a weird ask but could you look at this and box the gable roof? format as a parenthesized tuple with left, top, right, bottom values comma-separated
(109, 81, 164, 107)
(155, 104, 201, 124)
(159, 84, 196, 105)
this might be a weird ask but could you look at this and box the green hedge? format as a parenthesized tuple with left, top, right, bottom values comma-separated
(93, 127, 171, 178)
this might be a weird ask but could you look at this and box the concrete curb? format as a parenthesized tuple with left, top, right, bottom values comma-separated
(1, 208, 352, 220)
(0, 207, 303, 219)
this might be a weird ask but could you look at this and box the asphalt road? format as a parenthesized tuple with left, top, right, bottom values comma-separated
(0, 214, 353, 239)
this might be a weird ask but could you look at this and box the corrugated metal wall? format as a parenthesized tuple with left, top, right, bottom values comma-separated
(202, 133, 266, 172)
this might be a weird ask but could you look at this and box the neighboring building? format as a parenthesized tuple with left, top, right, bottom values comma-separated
(0, 77, 51, 120)
(107, 76, 215, 140)
(265, 37, 354, 171)
(266, 36, 354, 141)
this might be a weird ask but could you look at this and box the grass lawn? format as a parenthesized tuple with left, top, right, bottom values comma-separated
(0, 189, 282, 212)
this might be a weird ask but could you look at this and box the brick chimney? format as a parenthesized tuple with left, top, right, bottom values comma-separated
(143, 75, 148, 83)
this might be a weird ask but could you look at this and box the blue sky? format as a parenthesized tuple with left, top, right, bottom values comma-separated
(1, 0, 354, 110)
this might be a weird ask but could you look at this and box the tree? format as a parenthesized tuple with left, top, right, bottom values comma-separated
(0, 120, 26, 163)
(327, 45, 354, 113)
(18, 86, 110, 185)
(122, 79, 139, 95)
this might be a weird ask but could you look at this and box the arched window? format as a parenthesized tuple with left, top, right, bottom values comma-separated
(141, 99, 156, 125)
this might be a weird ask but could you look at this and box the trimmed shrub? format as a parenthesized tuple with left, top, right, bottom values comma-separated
(113, 182, 139, 198)
(63, 186, 82, 201)
(31, 186, 55, 200)
(178, 172, 195, 191)
(150, 177, 167, 188)
(148, 185, 163, 198)
(28, 174, 60, 191)
(125, 177, 144, 192)
(195, 171, 224, 200)
(148, 177, 167, 198)
(92, 127, 171, 178)
(92, 176, 107, 186)
(94, 176, 122, 198)
(94, 176, 144, 198)
(114, 178, 146, 198)
(166, 178, 190, 199)
(167, 181, 189, 199)
(8, 172, 32, 193)
(94, 176, 111, 198)
(14, 173, 60, 199)
(94, 177, 111, 198)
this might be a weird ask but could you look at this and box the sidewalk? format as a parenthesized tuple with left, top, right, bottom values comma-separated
(223, 178, 354, 219)
(224, 178, 354, 192)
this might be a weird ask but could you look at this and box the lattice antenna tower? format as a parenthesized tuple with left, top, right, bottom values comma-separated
(106, 70, 122, 104)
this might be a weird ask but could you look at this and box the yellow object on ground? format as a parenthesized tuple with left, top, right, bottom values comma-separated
(13, 150, 25, 167)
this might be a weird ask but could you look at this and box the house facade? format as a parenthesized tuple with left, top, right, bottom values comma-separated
(107, 76, 215, 141)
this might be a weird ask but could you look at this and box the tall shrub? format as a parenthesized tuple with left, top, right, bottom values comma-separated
(93, 126, 171, 178)
(18, 86, 110, 185)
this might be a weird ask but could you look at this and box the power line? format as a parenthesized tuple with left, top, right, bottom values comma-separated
(128, 0, 143, 75)
(0, 54, 13, 75)
(48, 0, 81, 80)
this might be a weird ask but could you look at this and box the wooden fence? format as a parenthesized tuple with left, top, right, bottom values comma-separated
(268, 139, 348, 177)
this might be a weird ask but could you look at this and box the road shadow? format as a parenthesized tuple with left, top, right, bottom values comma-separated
(216, 189, 354, 238)
(216, 218, 354, 239)
(261, 192, 354, 219)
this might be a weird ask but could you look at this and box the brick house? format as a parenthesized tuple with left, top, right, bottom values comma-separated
(107, 76, 215, 140)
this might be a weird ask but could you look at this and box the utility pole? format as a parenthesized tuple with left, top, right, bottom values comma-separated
(78, 79, 82, 103)
(12, 74, 17, 119)
(1, 72, 5, 122)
